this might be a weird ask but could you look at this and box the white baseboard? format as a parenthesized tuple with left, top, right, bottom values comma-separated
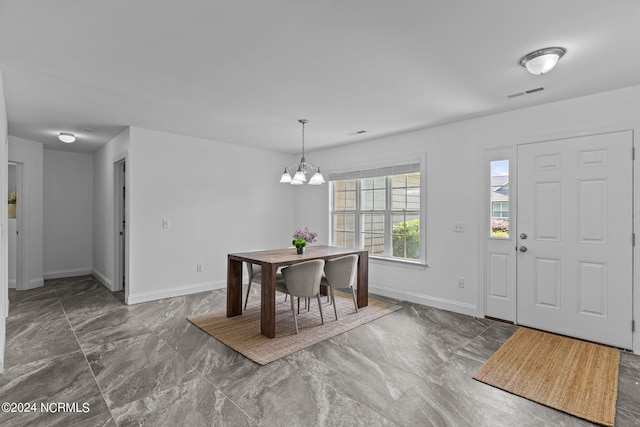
(369, 283, 478, 317)
(23, 277, 44, 290)
(10, 278, 44, 290)
(92, 269, 112, 291)
(43, 268, 93, 280)
(126, 280, 227, 305)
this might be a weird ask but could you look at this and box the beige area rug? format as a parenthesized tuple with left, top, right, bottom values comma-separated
(473, 327, 620, 426)
(188, 291, 402, 365)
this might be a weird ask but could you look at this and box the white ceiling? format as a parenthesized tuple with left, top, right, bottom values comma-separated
(1, 1, 640, 154)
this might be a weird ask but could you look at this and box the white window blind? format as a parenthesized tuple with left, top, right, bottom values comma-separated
(328, 163, 420, 181)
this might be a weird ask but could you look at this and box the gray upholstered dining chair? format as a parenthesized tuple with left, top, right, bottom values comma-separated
(244, 263, 261, 310)
(320, 254, 359, 321)
(275, 259, 325, 334)
(244, 263, 285, 309)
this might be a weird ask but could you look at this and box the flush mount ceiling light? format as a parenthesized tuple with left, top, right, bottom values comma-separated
(519, 47, 566, 75)
(58, 132, 76, 143)
(279, 119, 325, 185)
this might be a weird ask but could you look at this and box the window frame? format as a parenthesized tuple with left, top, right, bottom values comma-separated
(329, 162, 425, 266)
(491, 201, 509, 219)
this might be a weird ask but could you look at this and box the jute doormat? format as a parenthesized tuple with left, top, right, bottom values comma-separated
(188, 291, 401, 365)
(473, 327, 620, 426)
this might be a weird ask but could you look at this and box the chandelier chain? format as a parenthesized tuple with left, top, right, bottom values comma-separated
(301, 120, 305, 158)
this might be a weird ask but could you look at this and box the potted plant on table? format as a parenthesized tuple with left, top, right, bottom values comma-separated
(292, 226, 317, 254)
(292, 238, 307, 254)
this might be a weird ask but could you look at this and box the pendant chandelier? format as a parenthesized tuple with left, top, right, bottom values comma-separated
(279, 119, 325, 185)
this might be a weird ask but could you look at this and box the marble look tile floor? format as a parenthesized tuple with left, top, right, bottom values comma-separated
(1, 275, 639, 426)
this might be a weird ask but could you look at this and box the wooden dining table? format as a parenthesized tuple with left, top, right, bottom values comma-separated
(227, 245, 369, 338)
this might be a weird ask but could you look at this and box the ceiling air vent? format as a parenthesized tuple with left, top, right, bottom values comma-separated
(507, 91, 526, 99)
(525, 87, 544, 94)
(506, 86, 545, 99)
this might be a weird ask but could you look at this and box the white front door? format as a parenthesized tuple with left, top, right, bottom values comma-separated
(516, 131, 633, 349)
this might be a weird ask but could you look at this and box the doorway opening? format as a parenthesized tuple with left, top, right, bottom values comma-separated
(114, 159, 127, 295)
(8, 162, 24, 291)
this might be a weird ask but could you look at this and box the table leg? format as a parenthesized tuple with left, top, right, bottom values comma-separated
(261, 263, 277, 338)
(227, 257, 243, 317)
(357, 251, 369, 308)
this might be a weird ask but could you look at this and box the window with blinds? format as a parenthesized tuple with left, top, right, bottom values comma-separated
(330, 163, 423, 262)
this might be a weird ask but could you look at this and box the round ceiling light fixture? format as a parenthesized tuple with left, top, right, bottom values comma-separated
(519, 47, 566, 75)
(58, 132, 76, 143)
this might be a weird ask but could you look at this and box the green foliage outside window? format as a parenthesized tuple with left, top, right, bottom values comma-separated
(392, 219, 420, 259)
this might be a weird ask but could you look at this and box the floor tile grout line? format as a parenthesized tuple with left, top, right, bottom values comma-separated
(328, 309, 495, 385)
(451, 322, 498, 357)
(286, 333, 418, 421)
(55, 289, 118, 426)
(328, 313, 500, 418)
(313, 367, 403, 427)
(154, 331, 260, 425)
(115, 291, 257, 422)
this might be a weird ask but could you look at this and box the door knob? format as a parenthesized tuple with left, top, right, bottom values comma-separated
(520, 233, 528, 239)
(519, 246, 528, 252)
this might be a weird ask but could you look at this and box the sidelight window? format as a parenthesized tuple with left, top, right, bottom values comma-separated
(490, 160, 509, 237)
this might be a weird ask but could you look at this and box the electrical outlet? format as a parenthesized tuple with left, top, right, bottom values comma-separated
(162, 219, 170, 229)
(453, 222, 464, 233)
(457, 277, 464, 288)
(196, 264, 203, 272)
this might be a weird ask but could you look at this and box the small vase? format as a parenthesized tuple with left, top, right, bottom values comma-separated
(8, 204, 16, 219)
(296, 246, 305, 255)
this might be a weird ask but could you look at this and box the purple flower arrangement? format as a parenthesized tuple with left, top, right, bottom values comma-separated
(292, 227, 318, 244)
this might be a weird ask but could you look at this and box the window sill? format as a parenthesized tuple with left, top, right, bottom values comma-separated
(369, 255, 428, 270)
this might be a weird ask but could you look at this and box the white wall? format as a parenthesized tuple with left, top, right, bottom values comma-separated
(297, 84, 640, 353)
(0, 68, 8, 372)
(126, 126, 296, 303)
(93, 128, 130, 289)
(43, 150, 93, 279)
(8, 136, 43, 290)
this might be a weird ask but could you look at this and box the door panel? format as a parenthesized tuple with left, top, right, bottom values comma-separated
(533, 257, 560, 308)
(517, 131, 633, 349)
(488, 253, 509, 298)
(534, 181, 561, 240)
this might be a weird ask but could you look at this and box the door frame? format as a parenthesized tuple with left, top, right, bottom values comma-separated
(113, 154, 128, 296)
(477, 124, 639, 353)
